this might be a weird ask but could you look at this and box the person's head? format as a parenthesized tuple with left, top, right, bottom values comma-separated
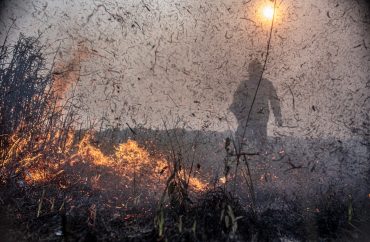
(248, 59, 263, 77)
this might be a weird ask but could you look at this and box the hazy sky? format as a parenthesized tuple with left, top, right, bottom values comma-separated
(1, 0, 369, 139)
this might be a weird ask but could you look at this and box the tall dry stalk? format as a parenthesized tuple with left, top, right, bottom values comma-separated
(0, 32, 75, 182)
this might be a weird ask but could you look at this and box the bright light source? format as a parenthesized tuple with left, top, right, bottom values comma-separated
(262, 5, 274, 20)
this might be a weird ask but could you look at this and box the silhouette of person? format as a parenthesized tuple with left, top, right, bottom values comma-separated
(230, 59, 282, 152)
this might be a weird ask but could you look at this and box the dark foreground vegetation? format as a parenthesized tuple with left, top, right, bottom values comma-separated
(0, 35, 369, 242)
(1, 175, 369, 241)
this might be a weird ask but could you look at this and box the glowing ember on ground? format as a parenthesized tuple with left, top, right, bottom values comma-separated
(25, 169, 48, 183)
(188, 176, 207, 191)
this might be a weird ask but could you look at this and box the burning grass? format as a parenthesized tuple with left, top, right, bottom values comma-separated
(0, 126, 210, 240)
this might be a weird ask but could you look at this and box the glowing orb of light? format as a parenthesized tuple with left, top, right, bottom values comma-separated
(262, 5, 275, 20)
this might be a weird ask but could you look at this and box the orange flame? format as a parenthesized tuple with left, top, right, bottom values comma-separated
(73, 133, 112, 166)
(188, 176, 207, 191)
(115, 140, 151, 168)
(5, 128, 208, 193)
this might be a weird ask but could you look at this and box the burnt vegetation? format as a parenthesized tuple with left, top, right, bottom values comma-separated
(0, 35, 369, 242)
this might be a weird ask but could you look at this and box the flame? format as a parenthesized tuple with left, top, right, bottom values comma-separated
(1, 128, 73, 185)
(75, 135, 207, 191)
(188, 176, 207, 191)
(25, 169, 47, 183)
(74, 133, 112, 166)
(74, 134, 161, 173)
(115, 140, 151, 168)
(4, 128, 208, 193)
